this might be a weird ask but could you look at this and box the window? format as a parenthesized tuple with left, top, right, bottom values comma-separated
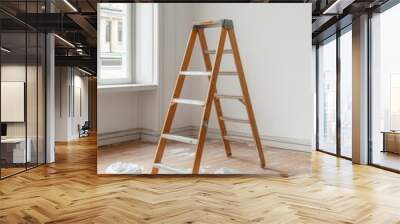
(99, 3, 132, 85)
(98, 3, 158, 87)
(316, 26, 353, 159)
(390, 74, 400, 130)
(339, 28, 352, 158)
(318, 36, 337, 155)
(370, 3, 400, 171)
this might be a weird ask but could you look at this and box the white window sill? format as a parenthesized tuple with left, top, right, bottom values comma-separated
(98, 83, 158, 92)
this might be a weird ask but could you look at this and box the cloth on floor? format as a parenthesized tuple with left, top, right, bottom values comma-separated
(170, 147, 195, 157)
(214, 167, 240, 174)
(105, 162, 143, 174)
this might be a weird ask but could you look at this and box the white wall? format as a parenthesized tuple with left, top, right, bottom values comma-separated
(191, 4, 313, 150)
(55, 67, 89, 141)
(71, 74, 89, 138)
(98, 3, 313, 151)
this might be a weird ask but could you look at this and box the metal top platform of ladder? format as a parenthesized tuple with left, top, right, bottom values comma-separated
(193, 19, 234, 29)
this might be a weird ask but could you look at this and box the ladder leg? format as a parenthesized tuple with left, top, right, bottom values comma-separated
(152, 28, 198, 174)
(213, 98, 232, 156)
(197, 29, 232, 157)
(192, 28, 228, 174)
(227, 29, 266, 168)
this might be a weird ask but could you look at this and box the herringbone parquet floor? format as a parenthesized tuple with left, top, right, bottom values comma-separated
(1, 135, 400, 223)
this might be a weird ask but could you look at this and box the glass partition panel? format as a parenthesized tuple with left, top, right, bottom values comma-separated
(318, 37, 337, 154)
(340, 29, 352, 158)
(0, 0, 46, 179)
(371, 4, 400, 171)
(1, 31, 27, 178)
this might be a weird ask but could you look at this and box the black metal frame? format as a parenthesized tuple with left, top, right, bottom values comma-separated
(315, 24, 353, 162)
(0, 0, 47, 180)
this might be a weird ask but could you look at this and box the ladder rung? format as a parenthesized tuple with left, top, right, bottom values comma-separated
(161, 134, 198, 145)
(153, 163, 189, 174)
(220, 116, 249, 124)
(180, 71, 237, 76)
(172, 98, 205, 106)
(219, 71, 238, 76)
(193, 19, 233, 29)
(180, 71, 211, 76)
(224, 135, 255, 143)
(215, 94, 243, 100)
(205, 49, 233, 54)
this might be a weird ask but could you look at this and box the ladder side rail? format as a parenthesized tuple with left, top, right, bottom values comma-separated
(192, 28, 228, 174)
(227, 29, 266, 168)
(152, 28, 198, 174)
(197, 28, 232, 157)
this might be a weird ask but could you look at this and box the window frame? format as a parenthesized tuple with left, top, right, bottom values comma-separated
(98, 3, 159, 89)
(315, 25, 353, 161)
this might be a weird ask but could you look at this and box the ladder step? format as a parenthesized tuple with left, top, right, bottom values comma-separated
(220, 116, 249, 124)
(172, 98, 205, 106)
(224, 135, 255, 143)
(180, 71, 211, 76)
(153, 163, 189, 174)
(205, 49, 233, 54)
(215, 94, 243, 100)
(219, 71, 238, 76)
(180, 71, 237, 76)
(161, 134, 198, 145)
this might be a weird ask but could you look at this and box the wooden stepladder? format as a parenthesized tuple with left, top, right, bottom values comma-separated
(152, 19, 266, 174)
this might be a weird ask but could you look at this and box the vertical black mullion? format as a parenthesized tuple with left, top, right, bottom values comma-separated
(316, 45, 320, 150)
(44, 0, 47, 164)
(32, 0, 47, 165)
(72, 68, 75, 118)
(36, 0, 39, 167)
(25, 0, 28, 171)
(367, 11, 373, 165)
(44, 36, 47, 164)
(336, 31, 341, 157)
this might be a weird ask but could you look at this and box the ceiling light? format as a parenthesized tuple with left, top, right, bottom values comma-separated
(63, 0, 78, 12)
(1, 47, 11, 53)
(54, 34, 75, 48)
(78, 67, 92, 76)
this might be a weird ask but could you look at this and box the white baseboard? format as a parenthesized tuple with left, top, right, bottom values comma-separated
(205, 127, 312, 152)
(97, 129, 140, 146)
(97, 126, 312, 152)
